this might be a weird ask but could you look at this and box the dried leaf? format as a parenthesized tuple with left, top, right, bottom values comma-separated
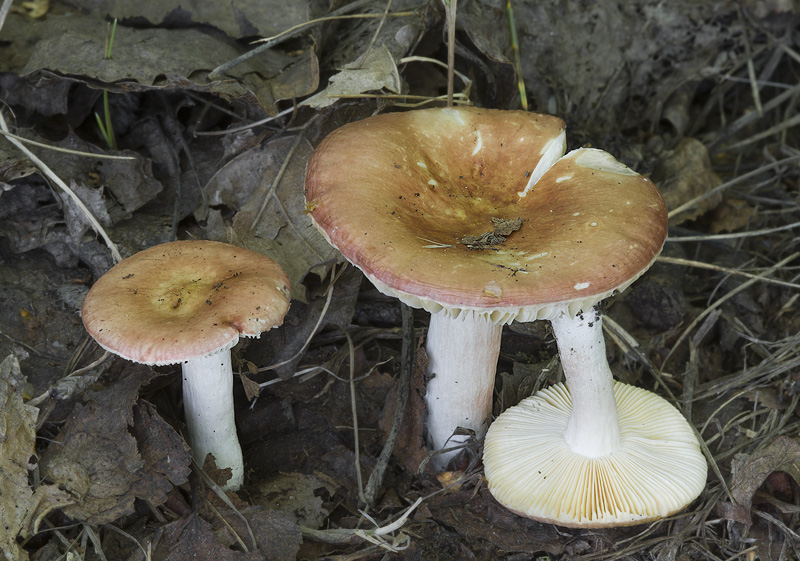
(130, 401, 191, 497)
(303, 44, 402, 109)
(57, 180, 111, 244)
(253, 472, 331, 529)
(499, 360, 546, 409)
(34, 132, 162, 220)
(12, 12, 316, 113)
(707, 198, 755, 234)
(160, 513, 263, 561)
(10, 0, 49, 18)
(0, 355, 39, 561)
(719, 436, 800, 525)
(0, 143, 37, 183)
(227, 136, 340, 301)
(652, 137, 722, 224)
(39, 364, 187, 524)
(239, 371, 261, 402)
(247, 508, 302, 561)
(461, 217, 523, 249)
(70, 0, 310, 40)
(429, 484, 564, 555)
(0, 356, 72, 561)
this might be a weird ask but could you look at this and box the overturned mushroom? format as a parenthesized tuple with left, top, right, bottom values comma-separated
(483, 149, 706, 527)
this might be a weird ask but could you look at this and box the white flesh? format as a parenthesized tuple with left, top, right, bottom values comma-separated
(550, 307, 621, 457)
(425, 312, 502, 470)
(182, 351, 244, 490)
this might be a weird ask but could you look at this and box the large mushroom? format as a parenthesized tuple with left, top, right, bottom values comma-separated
(81, 240, 290, 490)
(304, 107, 684, 469)
(482, 149, 707, 527)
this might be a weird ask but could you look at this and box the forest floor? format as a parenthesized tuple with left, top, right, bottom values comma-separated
(1, 1, 799, 560)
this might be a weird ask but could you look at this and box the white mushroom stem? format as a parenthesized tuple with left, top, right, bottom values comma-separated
(549, 307, 621, 458)
(425, 312, 502, 470)
(181, 351, 244, 490)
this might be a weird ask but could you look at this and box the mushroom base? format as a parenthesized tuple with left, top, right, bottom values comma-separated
(483, 382, 707, 528)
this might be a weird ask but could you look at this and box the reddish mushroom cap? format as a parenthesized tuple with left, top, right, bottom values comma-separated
(305, 107, 667, 323)
(81, 240, 290, 365)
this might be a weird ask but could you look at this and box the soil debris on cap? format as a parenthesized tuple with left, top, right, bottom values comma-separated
(461, 217, 523, 249)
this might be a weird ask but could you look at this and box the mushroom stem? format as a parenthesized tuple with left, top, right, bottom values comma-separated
(182, 351, 244, 490)
(550, 307, 621, 458)
(425, 312, 502, 469)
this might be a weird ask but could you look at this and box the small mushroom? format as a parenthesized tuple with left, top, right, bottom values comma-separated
(81, 240, 290, 490)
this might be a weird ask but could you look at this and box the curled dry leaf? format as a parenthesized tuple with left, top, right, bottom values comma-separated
(13, 12, 317, 114)
(718, 436, 800, 525)
(428, 484, 565, 556)
(57, 180, 112, 244)
(303, 44, 402, 110)
(203, 504, 302, 561)
(70, 0, 309, 40)
(652, 137, 722, 224)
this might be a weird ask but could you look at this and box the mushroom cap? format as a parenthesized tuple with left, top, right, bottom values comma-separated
(483, 382, 707, 528)
(305, 107, 667, 324)
(81, 240, 291, 365)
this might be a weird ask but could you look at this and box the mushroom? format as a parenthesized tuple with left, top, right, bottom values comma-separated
(482, 149, 707, 527)
(307, 107, 640, 469)
(81, 240, 290, 490)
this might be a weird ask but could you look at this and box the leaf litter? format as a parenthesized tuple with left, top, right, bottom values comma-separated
(1, 0, 800, 560)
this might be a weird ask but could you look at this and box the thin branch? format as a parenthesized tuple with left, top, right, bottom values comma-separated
(667, 155, 800, 220)
(363, 303, 414, 507)
(657, 255, 800, 290)
(0, 129, 135, 159)
(666, 220, 800, 242)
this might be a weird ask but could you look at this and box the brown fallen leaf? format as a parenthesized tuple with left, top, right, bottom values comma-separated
(652, 137, 722, 224)
(205, 504, 303, 561)
(159, 513, 263, 561)
(428, 483, 565, 556)
(229, 135, 340, 303)
(718, 436, 800, 525)
(130, 401, 191, 501)
(252, 472, 332, 529)
(461, 217, 523, 249)
(706, 198, 755, 234)
(239, 370, 262, 402)
(0, 355, 73, 561)
(246, 508, 302, 561)
(39, 363, 190, 524)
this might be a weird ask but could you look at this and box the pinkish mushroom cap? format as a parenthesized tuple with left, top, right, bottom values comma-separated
(82, 240, 290, 365)
(305, 107, 666, 323)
